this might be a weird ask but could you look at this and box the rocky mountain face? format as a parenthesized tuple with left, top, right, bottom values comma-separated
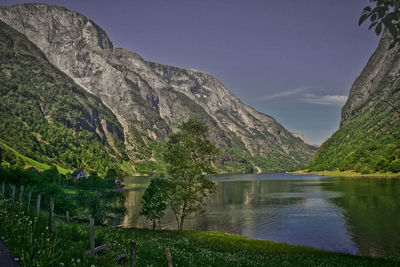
(0, 3, 316, 173)
(309, 31, 400, 173)
(341, 31, 400, 127)
(0, 19, 127, 174)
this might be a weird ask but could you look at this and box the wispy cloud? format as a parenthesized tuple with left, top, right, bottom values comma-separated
(301, 94, 348, 106)
(261, 87, 309, 100)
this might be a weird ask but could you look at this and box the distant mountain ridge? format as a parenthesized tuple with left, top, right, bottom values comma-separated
(0, 3, 316, 174)
(309, 30, 400, 173)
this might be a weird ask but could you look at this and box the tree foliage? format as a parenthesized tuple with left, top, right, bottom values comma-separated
(359, 0, 400, 43)
(164, 119, 220, 230)
(139, 177, 168, 229)
(140, 119, 220, 230)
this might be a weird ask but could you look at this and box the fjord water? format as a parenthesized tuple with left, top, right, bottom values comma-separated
(118, 173, 400, 257)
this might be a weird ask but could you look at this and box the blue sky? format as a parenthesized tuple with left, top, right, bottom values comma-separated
(2, 0, 380, 145)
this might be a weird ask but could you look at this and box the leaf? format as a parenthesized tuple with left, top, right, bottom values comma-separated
(369, 21, 378, 30)
(371, 13, 378, 21)
(363, 6, 372, 12)
(359, 13, 370, 25)
(375, 22, 383, 35)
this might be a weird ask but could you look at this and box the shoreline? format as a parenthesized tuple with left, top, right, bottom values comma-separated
(291, 170, 400, 178)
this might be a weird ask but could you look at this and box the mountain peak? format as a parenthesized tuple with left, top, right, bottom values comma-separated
(0, 3, 113, 51)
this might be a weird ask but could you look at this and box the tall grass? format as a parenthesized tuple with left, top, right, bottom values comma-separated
(0, 197, 97, 266)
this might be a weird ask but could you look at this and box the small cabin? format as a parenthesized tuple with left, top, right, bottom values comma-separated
(71, 168, 87, 182)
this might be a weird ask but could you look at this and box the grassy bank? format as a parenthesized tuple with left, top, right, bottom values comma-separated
(1, 196, 400, 266)
(293, 169, 400, 178)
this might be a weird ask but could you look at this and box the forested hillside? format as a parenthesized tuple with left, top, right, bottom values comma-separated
(0, 19, 128, 174)
(309, 31, 400, 173)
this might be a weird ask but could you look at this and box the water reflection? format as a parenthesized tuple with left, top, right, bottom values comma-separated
(116, 173, 400, 257)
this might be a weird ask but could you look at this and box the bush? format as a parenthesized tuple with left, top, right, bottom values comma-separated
(360, 166, 373, 174)
(389, 159, 400, 173)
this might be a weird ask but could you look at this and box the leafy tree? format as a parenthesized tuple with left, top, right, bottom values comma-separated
(140, 177, 168, 229)
(359, 0, 400, 43)
(140, 119, 220, 230)
(165, 119, 220, 230)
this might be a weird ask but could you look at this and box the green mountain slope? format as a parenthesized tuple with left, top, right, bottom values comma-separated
(309, 31, 400, 173)
(0, 19, 128, 174)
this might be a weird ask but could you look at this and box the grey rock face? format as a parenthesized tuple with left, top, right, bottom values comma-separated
(341, 31, 400, 127)
(0, 3, 315, 170)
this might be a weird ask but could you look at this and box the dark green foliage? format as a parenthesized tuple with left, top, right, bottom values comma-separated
(66, 173, 115, 190)
(140, 177, 168, 229)
(0, 164, 122, 220)
(0, 20, 127, 174)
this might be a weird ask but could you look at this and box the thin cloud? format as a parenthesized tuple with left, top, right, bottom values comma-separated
(301, 94, 348, 106)
(261, 87, 309, 100)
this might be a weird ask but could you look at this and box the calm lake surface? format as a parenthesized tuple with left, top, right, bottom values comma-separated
(114, 173, 400, 257)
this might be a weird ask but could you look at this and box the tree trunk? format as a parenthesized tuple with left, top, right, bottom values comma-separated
(179, 215, 185, 231)
(152, 220, 156, 230)
(179, 201, 188, 230)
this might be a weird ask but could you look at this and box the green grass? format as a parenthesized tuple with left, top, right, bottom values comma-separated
(0, 139, 71, 175)
(81, 226, 400, 266)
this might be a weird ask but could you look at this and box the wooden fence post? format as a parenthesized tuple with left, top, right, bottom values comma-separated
(18, 185, 24, 204)
(1, 182, 4, 196)
(48, 198, 54, 233)
(166, 248, 173, 267)
(66, 211, 70, 223)
(27, 191, 32, 212)
(11, 185, 15, 202)
(90, 218, 95, 257)
(130, 241, 136, 267)
(36, 194, 41, 218)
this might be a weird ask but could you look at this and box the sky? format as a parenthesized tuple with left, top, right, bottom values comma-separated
(2, 0, 380, 145)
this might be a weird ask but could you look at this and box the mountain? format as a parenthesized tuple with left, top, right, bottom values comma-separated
(309, 30, 400, 173)
(0, 3, 316, 174)
(0, 19, 127, 174)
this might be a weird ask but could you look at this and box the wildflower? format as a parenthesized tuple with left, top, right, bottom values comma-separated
(45, 226, 48, 230)
(14, 258, 19, 261)
(46, 238, 50, 242)
(77, 259, 81, 263)
(72, 259, 75, 262)
(90, 265, 95, 267)
(60, 263, 64, 266)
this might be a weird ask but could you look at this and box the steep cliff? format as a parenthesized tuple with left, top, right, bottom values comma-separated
(310, 31, 400, 173)
(0, 3, 316, 173)
(0, 19, 127, 173)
